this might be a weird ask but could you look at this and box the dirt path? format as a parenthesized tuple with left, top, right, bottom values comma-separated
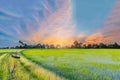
(8, 54, 37, 80)
(20, 56, 66, 80)
(0, 53, 66, 80)
(0, 53, 37, 80)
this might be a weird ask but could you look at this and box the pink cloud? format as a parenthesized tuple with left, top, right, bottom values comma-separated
(83, 0, 120, 44)
(18, 0, 76, 46)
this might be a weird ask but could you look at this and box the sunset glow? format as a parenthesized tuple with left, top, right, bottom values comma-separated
(0, 0, 119, 47)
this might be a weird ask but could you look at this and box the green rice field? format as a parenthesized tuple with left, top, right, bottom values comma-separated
(0, 49, 120, 80)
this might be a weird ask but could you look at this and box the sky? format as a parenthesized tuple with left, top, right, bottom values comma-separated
(0, 0, 119, 47)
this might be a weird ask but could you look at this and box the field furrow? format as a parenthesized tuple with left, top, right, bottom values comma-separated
(20, 56, 66, 80)
(0, 52, 66, 80)
(0, 54, 6, 61)
(10, 58, 37, 80)
(22, 49, 120, 80)
(0, 49, 120, 80)
(0, 54, 10, 80)
(0, 53, 38, 80)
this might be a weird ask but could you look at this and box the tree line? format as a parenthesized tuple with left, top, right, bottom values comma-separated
(71, 40, 120, 49)
(1, 40, 120, 49)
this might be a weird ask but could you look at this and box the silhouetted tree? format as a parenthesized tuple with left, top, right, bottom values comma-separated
(113, 43, 119, 48)
(99, 43, 107, 48)
(56, 44, 61, 48)
(73, 40, 83, 48)
(49, 44, 55, 48)
(3, 40, 119, 49)
(71, 40, 120, 49)
(73, 40, 79, 48)
(87, 44, 92, 48)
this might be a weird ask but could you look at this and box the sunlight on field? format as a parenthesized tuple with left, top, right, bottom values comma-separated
(23, 49, 120, 80)
(20, 56, 66, 80)
(0, 49, 23, 53)
(0, 49, 66, 80)
(0, 49, 120, 80)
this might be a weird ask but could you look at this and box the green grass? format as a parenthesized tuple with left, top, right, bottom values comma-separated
(0, 49, 120, 80)
(0, 49, 23, 53)
(0, 53, 3, 56)
(0, 49, 66, 80)
(23, 49, 120, 80)
(0, 53, 39, 80)
(0, 54, 9, 80)
(20, 56, 65, 80)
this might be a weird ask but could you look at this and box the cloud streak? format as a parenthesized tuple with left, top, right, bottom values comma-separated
(10, 0, 76, 46)
(0, 8, 21, 20)
(0, 0, 119, 47)
(83, 0, 120, 44)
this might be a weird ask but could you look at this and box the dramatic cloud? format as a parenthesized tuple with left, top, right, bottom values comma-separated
(84, 0, 120, 44)
(17, 0, 76, 46)
(0, 0, 119, 47)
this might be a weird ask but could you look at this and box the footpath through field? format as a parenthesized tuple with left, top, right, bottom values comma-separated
(0, 53, 67, 80)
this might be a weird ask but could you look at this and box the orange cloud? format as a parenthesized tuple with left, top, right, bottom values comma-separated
(18, 0, 76, 46)
(83, 32, 116, 45)
(83, 0, 120, 45)
(84, 33, 103, 44)
(10, 0, 120, 46)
